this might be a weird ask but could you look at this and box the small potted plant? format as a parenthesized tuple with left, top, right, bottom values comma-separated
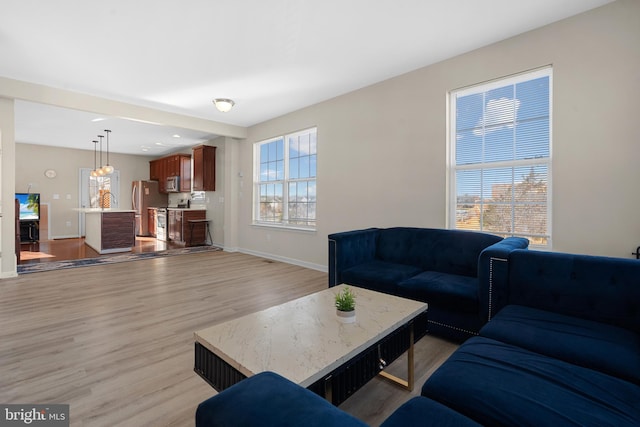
(335, 286, 356, 323)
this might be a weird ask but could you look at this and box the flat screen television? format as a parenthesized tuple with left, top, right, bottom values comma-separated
(16, 193, 40, 221)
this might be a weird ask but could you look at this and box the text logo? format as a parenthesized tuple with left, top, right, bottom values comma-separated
(1, 405, 69, 426)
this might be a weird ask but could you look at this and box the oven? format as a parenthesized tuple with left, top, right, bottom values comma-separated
(156, 208, 168, 241)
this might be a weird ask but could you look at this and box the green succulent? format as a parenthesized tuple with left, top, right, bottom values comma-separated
(335, 286, 356, 312)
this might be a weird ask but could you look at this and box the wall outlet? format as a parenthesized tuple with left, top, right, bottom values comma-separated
(66, 221, 72, 227)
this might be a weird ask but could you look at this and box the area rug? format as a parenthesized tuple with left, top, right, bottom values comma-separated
(17, 245, 222, 274)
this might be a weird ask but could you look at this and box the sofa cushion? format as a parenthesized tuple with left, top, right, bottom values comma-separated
(480, 304, 640, 385)
(381, 397, 481, 427)
(195, 371, 368, 427)
(341, 260, 422, 295)
(422, 336, 640, 427)
(376, 228, 502, 277)
(398, 271, 478, 312)
(507, 250, 640, 332)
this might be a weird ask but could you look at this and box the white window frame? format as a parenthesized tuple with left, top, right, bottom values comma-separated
(447, 67, 552, 248)
(253, 127, 317, 230)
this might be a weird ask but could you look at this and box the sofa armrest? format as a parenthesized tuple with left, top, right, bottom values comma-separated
(478, 237, 529, 322)
(328, 228, 379, 287)
(196, 372, 368, 427)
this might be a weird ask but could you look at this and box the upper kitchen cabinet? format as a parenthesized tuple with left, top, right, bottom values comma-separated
(192, 145, 216, 191)
(149, 154, 191, 193)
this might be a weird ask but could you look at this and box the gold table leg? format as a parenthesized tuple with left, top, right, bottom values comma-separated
(377, 322, 415, 391)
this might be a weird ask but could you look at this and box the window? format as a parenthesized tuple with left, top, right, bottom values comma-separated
(448, 68, 551, 247)
(254, 127, 317, 229)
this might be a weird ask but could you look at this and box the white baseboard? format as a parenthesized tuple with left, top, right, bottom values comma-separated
(52, 234, 82, 240)
(236, 248, 327, 273)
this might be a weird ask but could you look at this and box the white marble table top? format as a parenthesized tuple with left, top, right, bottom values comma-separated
(194, 284, 428, 387)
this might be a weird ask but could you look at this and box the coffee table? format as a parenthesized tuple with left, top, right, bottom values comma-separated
(194, 284, 428, 405)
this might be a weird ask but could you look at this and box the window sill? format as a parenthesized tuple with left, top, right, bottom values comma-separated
(251, 222, 316, 233)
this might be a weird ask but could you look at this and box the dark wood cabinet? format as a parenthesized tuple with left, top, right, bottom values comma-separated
(178, 155, 191, 192)
(167, 209, 206, 245)
(150, 159, 161, 181)
(101, 212, 135, 251)
(149, 154, 191, 193)
(193, 145, 216, 191)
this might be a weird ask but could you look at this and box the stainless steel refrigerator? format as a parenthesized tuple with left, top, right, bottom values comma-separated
(131, 180, 167, 236)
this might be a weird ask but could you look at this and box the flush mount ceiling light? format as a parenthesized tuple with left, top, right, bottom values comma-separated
(213, 98, 235, 113)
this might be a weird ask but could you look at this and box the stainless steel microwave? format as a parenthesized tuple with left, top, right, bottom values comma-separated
(166, 176, 179, 192)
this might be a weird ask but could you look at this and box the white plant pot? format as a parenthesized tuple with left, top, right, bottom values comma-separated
(336, 309, 356, 323)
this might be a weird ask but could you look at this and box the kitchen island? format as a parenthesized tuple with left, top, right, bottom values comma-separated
(82, 209, 136, 254)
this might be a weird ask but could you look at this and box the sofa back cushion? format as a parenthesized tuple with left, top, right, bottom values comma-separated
(508, 250, 640, 332)
(376, 228, 503, 277)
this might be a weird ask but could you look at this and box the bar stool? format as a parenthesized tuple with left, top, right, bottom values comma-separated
(188, 219, 212, 246)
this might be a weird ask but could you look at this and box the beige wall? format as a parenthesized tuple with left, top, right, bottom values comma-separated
(2, 0, 638, 277)
(0, 98, 17, 277)
(238, 0, 640, 268)
(15, 143, 154, 238)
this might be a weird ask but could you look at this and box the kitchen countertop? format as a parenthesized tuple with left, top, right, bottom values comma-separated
(75, 208, 137, 213)
(166, 207, 206, 211)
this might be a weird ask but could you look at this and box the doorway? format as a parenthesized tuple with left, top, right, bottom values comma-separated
(78, 168, 120, 236)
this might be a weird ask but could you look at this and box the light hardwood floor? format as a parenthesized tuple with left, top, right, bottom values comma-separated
(0, 251, 457, 426)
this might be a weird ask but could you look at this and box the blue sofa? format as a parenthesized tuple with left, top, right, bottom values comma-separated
(422, 249, 640, 425)
(328, 227, 529, 341)
(196, 249, 640, 426)
(195, 371, 481, 427)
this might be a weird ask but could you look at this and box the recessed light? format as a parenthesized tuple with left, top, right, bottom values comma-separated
(141, 146, 149, 152)
(155, 142, 164, 146)
(91, 117, 106, 122)
(172, 134, 181, 138)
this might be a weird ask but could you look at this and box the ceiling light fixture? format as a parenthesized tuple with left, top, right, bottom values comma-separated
(96, 135, 106, 176)
(90, 130, 115, 176)
(213, 98, 235, 113)
(90, 140, 99, 177)
(102, 129, 114, 175)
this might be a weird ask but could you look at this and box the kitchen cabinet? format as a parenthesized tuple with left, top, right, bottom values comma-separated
(149, 154, 191, 193)
(193, 145, 216, 191)
(168, 209, 206, 246)
(84, 210, 136, 254)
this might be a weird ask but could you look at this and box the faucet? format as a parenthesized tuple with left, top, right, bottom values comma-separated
(100, 191, 117, 209)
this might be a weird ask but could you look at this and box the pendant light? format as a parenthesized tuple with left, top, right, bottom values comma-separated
(90, 140, 99, 177)
(97, 135, 106, 176)
(102, 129, 114, 175)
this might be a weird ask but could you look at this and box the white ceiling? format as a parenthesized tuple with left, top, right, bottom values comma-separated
(2, 0, 613, 156)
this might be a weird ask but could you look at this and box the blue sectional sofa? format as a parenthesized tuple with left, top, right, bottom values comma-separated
(421, 249, 640, 426)
(328, 227, 529, 341)
(196, 249, 640, 426)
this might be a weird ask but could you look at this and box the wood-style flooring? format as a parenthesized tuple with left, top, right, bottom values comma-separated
(0, 250, 457, 426)
(19, 237, 185, 265)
